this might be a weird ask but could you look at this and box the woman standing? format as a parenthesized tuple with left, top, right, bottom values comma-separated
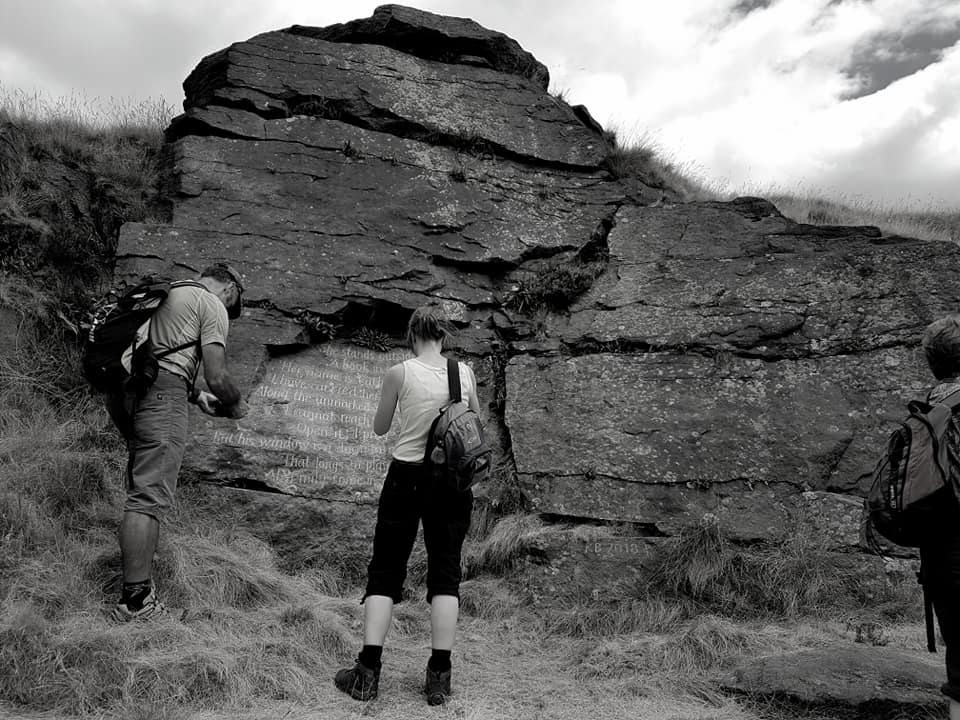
(335, 306, 479, 706)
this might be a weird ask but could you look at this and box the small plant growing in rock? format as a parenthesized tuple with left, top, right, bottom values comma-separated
(422, 124, 496, 159)
(452, 131, 494, 158)
(350, 327, 390, 351)
(506, 260, 603, 314)
(341, 140, 362, 159)
(448, 160, 467, 183)
(289, 97, 341, 120)
(296, 310, 338, 340)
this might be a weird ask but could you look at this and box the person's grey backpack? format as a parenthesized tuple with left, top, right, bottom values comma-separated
(424, 359, 492, 492)
(863, 387, 960, 549)
(862, 385, 960, 653)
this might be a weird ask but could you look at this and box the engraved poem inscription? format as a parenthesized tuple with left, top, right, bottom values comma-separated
(212, 342, 406, 500)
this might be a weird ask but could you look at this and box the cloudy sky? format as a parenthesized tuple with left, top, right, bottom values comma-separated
(2, 0, 958, 208)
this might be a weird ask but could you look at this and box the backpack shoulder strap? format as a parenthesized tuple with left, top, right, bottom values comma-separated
(940, 386, 960, 411)
(150, 280, 207, 359)
(171, 280, 208, 291)
(118, 280, 169, 307)
(154, 339, 201, 358)
(151, 280, 209, 390)
(447, 358, 462, 403)
(923, 384, 960, 412)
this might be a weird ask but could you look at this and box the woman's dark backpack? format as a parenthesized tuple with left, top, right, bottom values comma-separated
(424, 359, 492, 492)
(82, 280, 202, 396)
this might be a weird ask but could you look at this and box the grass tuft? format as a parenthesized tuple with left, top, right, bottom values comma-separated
(0, 605, 354, 714)
(463, 513, 556, 577)
(570, 613, 757, 681)
(644, 515, 920, 620)
(601, 127, 723, 202)
(545, 597, 690, 638)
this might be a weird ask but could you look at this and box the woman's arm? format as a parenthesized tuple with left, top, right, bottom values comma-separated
(373, 363, 404, 435)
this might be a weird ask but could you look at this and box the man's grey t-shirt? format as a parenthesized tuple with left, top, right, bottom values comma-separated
(150, 284, 228, 382)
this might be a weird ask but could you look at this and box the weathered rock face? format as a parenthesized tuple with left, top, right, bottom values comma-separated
(177, 21, 597, 167)
(289, 4, 551, 89)
(116, 5, 958, 580)
(507, 199, 960, 535)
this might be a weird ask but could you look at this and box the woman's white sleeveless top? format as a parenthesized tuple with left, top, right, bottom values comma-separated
(392, 357, 475, 462)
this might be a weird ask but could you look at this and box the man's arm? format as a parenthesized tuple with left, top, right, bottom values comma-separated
(201, 342, 244, 414)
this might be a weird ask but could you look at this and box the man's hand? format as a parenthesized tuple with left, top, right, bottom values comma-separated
(219, 399, 248, 419)
(194, 390, 221, 416)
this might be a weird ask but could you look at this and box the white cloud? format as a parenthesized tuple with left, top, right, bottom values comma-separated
(0, 47, 71, 99)
(0, 0, 957, 207)
(539, 0, 960, 205)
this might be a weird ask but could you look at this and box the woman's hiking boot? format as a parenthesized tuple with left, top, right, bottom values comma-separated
(424, 666, 451, 705)
(334, 659, 380, 701)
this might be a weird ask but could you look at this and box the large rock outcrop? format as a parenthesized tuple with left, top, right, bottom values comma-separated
(116, 5, 958, 598)
(117, 4, 630, 504)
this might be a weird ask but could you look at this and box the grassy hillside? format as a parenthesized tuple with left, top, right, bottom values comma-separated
(603, 128, 960, 244)
(0, 91, 943, 719)
(0, 86, 170, 324)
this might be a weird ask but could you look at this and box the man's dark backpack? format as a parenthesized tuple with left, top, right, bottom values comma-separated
(82, 280, 202, 396)
(863, 385, 960, 652)
(424, 359, 492, 492)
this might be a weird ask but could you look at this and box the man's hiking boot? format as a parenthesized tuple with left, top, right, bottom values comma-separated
(334, 659, 380, 701)
(111, 587, 167, 622)
(424, 666, 451, 706)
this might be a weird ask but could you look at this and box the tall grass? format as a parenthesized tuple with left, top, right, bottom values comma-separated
(602, 122, 959, 248)
(766, 190, 960, 245)
(644, 515, 919, 622)
(0, 274, 91, 409)
(601, 126, 724, 202)
(0, 84, 173, 145)
(0, 356, 356, 717)
(462, 513, 558, 576)
(569, 613, 759, 680)
(0, 85, 174, 319)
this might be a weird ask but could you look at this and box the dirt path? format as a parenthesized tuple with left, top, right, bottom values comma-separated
(181, 611, 761, 720)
